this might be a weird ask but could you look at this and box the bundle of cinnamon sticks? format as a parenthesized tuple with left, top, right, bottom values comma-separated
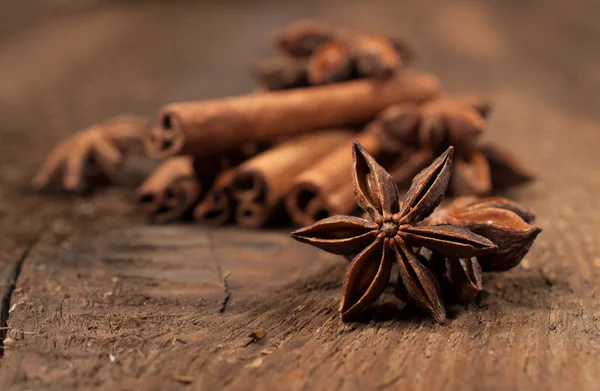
(34, 20, 534, 228)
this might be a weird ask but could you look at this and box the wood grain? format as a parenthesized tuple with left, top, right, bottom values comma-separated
(0, 1, 599, 390)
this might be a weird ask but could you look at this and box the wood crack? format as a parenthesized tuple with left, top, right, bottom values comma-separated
(206, 230, 232, 313)
(0, 228, 44, 358)
(219, 273, 231, 314)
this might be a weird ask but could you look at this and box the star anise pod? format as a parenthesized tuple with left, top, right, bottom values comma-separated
(479, 144, 535, 191)
(32, 115, 148, 192)
(291, 143, 497, 323)
(418, 247, 484, 305)
(425, 196, 541, 272)
(375, 97, 534, 196)
(377, 97, 488, 156)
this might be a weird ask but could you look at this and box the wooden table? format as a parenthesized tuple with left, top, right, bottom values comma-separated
(1, 1, 599, 390)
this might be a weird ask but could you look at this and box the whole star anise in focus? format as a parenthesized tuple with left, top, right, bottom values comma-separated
(291, 143, 497, 323)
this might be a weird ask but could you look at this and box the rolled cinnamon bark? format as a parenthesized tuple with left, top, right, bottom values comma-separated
(193, 168, 237, 226)
(190, 142, 271, 226)
(285, 130, 382, 227)
(135, 156, 202, 224)
(230, 130, 353, 228)
(285, 104, 418, 226)
(145, 70, 440, 159)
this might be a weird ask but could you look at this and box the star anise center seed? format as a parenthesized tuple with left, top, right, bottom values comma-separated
(381, 221, 399, 237)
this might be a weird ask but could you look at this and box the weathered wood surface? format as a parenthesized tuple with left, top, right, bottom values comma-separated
(1, 1, 599, 390)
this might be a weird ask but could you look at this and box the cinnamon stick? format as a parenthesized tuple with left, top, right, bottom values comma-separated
(285, 130, 382, 227)
(285, 103, 423, 226)
(190, 142, 271, 225)
(145, 70, 440, 159)
(193, 168, 237, 226)
(230, 130, 353, 228)
(135, 157, 202, 224)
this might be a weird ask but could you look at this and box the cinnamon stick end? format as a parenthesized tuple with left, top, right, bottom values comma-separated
(143, 109, 186, 159)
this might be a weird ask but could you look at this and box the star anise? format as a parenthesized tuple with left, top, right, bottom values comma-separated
(32, 115, 148, 192)
(375, 97, 534, 196)
(425, 196, 542, 272)
(291, 143, 497, 323)
(377, 97, 488, 156)
(412, 196, 540, 305)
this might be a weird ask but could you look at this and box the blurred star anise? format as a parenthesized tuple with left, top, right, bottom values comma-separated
(32, 115, 148, 192)
(291, 143, 497, 323)
(375, 97, 534, 196)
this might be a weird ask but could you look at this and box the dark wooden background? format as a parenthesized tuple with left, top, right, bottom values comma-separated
(1, 1, 599, 390)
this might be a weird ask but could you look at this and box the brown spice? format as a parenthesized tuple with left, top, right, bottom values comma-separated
(231, 130, 353, 228)
(193, 168, 237, 226)
(425, 196, 541, 272)
(307, 41, 353, 85)
(291, 144, 497, 322)
(451, 152, 492, 196)
(285, 130, 381, 227)
(276, 20, 410, 80)
(135, 156, 202, 224)
(479, 144, 535, 190)
(33, 115, 148, 192)
(145, 70, 440, 159)
(445, 256, 483, 303)
(253, 56, 309, 90)
(389, 36, 415, 65)
(341, 32, 403, 78)
(378, 96, 533, 196)
(276, 20, 335, 57)
(101, 115, 151, 151)
(285, 105, 414, 227)
(191, 142, 268, 226)
(446, 95, 492, 118)
(378, 97, 488, 156)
